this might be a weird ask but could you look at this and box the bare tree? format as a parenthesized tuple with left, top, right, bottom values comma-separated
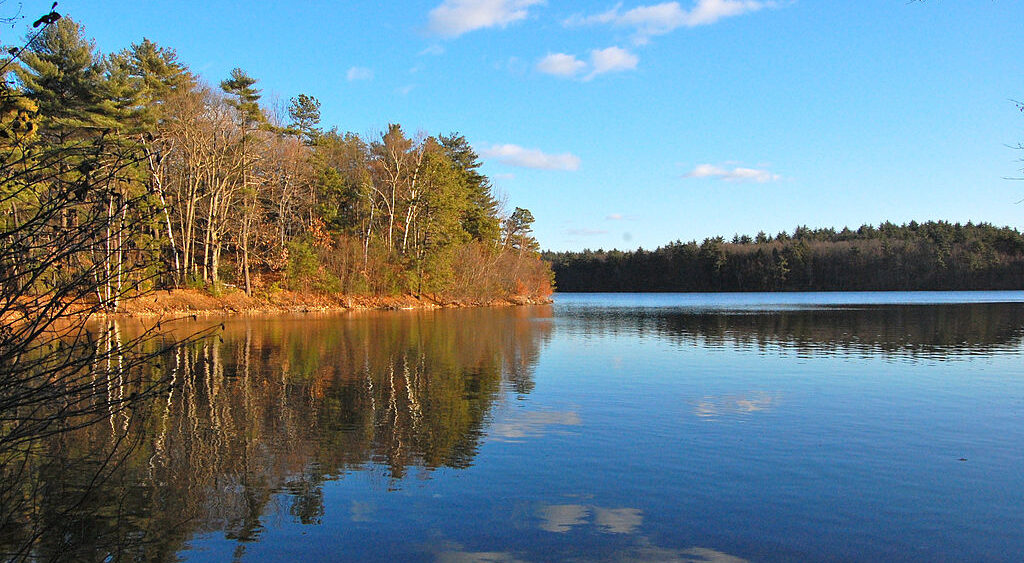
(0, 16, 210, 555)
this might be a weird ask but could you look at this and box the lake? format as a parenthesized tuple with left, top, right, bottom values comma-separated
(4, 291, 1024, 561)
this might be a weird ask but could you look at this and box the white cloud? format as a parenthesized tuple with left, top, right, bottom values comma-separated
(606, 213, 625, 220)
(565, 4, 618, 26)
(587, 46, 638, 79)
(346, 66, 374, 81)
(687, 0, 773, 27)
(419, 44, 445, 56)
(481, 144, 581, 171)
(566, 1, 777, 43)
(395, 84, 417, 96)
(428, 0, 545, 38)
(684, 163, 781, 183)
(536, 47, 638, 80)
(536, 52, 587, 77)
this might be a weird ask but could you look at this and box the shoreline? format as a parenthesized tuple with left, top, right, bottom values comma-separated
(99, 288, 553, 319)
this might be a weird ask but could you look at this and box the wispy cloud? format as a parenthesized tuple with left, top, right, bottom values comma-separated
(537, 52, 587, 77)
(536, 46, 638, 80)
(606, 213, 637, 221)
(346, 66, 374, 81)
(481, 143, 581, 171)
(566, 1, 778, 44)
(395, 84, 416, 96)
(684, 163, 781, 183)
(567, 228, 609, 236)
(428, 0, 545, 38)
(419, 44, 445, 56)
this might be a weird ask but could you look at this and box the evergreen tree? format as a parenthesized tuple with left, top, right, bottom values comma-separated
(220, 67, 263, 129)
(288, 93, 321, 145)
(411, 144, 467, 294)
(503, 207, 537, 251)
(15, 17, 121, 141)
(108, 38, 194, 133)
(439, 133, 500, 245)
(220, 68, 265, 295)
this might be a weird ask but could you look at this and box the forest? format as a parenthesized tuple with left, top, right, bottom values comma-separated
(545, 221, 1024, 292)
(1, 15, 552, 314)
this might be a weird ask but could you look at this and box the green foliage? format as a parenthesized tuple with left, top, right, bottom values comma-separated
(286, 239, 340, 294)
(503, 207, 539, 251)
(287, 93, 321, 144)
(4, 15, 552, 305)
(15, 17, 123, 138)
(313, 130, 371, 235)
(286, 239, 318, 288)
(440, 133, 500, 245)
(220, 67, 264, 130)
(108, 38, 194, 133)
(546, 221, 1024, 292)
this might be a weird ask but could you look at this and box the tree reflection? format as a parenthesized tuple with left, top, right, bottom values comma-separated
(0, 306, 551, 561)
(563, 303, 1024, 359)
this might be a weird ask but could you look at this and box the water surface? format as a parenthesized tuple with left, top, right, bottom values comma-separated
(4, 292, 1024, 561)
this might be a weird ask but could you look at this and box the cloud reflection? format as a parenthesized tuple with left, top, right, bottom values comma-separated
(435, 550, 528, 563)
(593, 507, 643, 534)
(538, 503, 642, 534)
(489, 410, 581, 440)
(614, 545, 749, 562)
(350, 500, 375, 522)
(538, 504, 590, 533)
(535, 504, 747, 561)
(692, 393, 778, 420)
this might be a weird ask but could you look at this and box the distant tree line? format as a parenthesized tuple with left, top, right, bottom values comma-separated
(545, 221, 1024, 292)
(2, 16, 551, 310)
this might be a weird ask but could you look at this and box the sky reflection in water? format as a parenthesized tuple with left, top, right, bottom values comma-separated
(5, 293, 1023, 562)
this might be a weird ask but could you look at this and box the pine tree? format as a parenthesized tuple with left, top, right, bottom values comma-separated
(220, 68, 265, 295)
(439, 133, 500, 245)
(288, 93, 321, 145)
(220, 67, 263, 130)
(15, 17, 122, 142)
(109, 38, 194, 133)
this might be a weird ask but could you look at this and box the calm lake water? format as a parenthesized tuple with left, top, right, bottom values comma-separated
(5, 291, 1024, 561)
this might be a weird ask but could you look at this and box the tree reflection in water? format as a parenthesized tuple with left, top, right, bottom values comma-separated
(561, 303, 1024, 360)
(0, 306, 553, 561)
(3, 301, 1023, 560)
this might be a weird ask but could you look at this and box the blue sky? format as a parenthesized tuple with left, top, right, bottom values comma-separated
(18, 0, 1024, 251)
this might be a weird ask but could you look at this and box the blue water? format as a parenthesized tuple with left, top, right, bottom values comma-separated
(556, 289, 1024, 310)
(181, 293, 1024, 561)
(11, 292, 1023, 561)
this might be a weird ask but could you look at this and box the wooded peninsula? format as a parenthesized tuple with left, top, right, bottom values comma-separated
(545, 221, 1024, 292)
(1, 16, 552, 319)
